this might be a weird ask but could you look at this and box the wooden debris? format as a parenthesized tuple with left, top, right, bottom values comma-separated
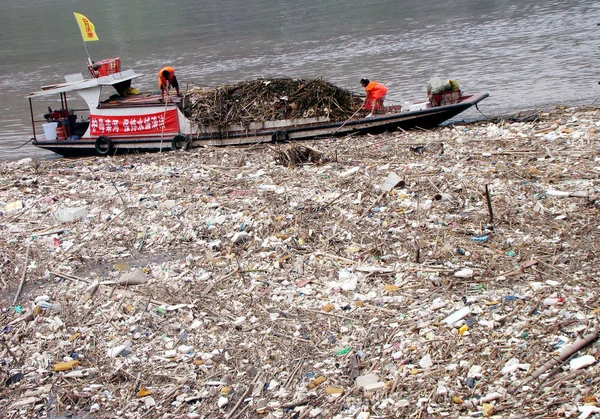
(273, 144, 324, 166)
(183, 77, 364, 129)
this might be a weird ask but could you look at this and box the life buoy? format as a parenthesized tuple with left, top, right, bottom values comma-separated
(171, 135, 191, 150)
(95, 136, 113, 156)
(271, 130, 289, 143)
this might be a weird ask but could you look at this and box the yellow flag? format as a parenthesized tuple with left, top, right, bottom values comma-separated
(73, 12, 99, 42)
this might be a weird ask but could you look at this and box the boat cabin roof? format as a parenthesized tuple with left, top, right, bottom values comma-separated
(25, 69, 143, 99)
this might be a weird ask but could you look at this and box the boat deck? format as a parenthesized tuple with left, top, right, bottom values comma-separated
(98, 93, 184, 108)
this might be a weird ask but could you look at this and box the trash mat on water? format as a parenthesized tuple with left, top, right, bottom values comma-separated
(0, 105, 599, 417)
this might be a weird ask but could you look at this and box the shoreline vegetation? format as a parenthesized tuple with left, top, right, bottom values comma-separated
(1, 104, 599, 417)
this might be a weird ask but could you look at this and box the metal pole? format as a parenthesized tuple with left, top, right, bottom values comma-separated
(63, 93, 72, 138)
(28, 98, 36, 140)
(83, 41, 93, 65)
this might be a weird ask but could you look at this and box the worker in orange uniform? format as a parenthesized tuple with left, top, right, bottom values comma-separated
(360, 78, 388, 117)
(158, 66, 181, 101)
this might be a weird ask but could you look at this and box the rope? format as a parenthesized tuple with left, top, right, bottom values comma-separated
(475, 104, 492, 120)
(12, 138, 34, 149)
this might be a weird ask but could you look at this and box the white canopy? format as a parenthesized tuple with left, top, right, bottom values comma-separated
(26, 70, 143, 99)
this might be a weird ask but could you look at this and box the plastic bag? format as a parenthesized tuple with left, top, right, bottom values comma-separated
(427, 77, 445, 94)
(427, 78, 460, 94)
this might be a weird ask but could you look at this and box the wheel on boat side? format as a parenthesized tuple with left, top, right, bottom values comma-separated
(171, 135, 191, 151)
(271, 130, 289, 143)
(95, 136, 113, 156)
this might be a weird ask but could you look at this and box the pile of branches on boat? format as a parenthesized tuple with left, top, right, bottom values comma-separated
(183, 77, 364, 129)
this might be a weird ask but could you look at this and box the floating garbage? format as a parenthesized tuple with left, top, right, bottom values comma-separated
(0, 105, 599, 417)
(454, 268, 474, 278)
(470, 235, 489, 242)
(569, 355, 597, 370)
(5, 200, 23, 212)
(443, 307, 471, 325)
(116, 269, 147, 285)
(54, 207, 87, 223)
(381, 171, 402, 192)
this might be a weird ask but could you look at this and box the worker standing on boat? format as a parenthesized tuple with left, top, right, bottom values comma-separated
(360, 78, 388, 117)
(158, 66, 181, 101)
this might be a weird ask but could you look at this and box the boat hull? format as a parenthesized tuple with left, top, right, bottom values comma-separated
(33, 93, 489, 157)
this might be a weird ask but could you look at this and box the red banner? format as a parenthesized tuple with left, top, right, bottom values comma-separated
(89, 109, 179, 136)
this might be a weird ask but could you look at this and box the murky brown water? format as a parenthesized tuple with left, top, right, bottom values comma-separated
(1, 0, 599, 160)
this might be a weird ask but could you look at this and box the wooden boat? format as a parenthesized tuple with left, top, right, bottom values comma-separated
(27, 59, 489, 157)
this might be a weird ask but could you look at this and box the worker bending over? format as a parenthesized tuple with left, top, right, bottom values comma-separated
(158, 66, 181, 101)
(360, 78, 388, 117)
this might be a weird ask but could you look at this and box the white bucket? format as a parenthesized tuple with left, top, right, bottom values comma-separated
(42, 122, 58, 140)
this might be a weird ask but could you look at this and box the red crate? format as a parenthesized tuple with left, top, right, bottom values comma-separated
(47, 109, 69, 120)
(89, 58, 121, 78)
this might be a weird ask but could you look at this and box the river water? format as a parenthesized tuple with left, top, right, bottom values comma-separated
(1, 0, 598, 160)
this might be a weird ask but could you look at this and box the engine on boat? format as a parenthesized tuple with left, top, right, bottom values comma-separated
(44, 108, 89, 140)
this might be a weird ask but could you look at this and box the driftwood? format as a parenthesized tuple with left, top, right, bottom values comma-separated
(518, 330, 599, 389)
(273, 144, 324, 166)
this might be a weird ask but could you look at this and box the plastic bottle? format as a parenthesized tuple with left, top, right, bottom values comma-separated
(34, 301, 62, 314)
(542, 297, 563, 305)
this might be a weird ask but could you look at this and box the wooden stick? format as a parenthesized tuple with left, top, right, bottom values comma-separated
(284, 359, 305, 389)
(13, 245, 31, 305)
(99, 207, 127, 232)
(0, 181, 18, 192)
(50, 271, 91, 284)
(0, 338, 19, 363)
(5, 204, 34, 223)
(320, 187, 361, 212)
(202, 269, 240, 295)
(332, 107, 363, 135)
(485, 184, 494, 225)
(357, 190, 387, 222)
(30, 228, 68, 237)
(225, 371, 262, 419)
(111, 180, 127, 206)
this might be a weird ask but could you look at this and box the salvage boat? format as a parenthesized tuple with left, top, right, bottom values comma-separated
(27, 58, 489, 157)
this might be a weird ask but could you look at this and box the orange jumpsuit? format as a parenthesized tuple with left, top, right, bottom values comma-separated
(158, 66, 178, 88)
(364, 81, 388, 112)
(364, 81, 388, 101)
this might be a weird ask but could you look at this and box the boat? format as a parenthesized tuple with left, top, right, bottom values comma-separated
(26, 58, 489, 157)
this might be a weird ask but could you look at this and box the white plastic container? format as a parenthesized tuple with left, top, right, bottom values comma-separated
(542, 297, 563, 305)
(442, 306, 471, 325)
(42, 122, 58, 140)
(408, 103, 428, 112)
(54, 207, 87, 223)
(381, 171, 402, 192)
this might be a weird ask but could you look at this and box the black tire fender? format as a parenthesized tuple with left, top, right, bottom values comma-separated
(171, 135, 191, 150)
(95, 136, 113, 156)
(271, 130, 289, 143)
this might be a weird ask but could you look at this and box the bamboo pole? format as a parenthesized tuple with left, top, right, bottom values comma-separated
(518, 330, 599, 389)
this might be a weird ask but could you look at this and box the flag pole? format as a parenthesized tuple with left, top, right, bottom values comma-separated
(83, 41, 93, 66)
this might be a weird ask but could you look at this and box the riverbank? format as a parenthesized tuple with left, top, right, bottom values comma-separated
(1, 105, 599, 418)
